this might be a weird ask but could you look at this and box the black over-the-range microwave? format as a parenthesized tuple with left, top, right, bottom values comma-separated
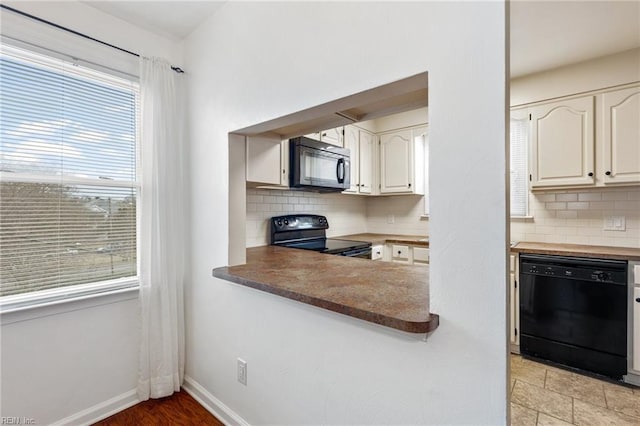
(289, 137, 350, 192)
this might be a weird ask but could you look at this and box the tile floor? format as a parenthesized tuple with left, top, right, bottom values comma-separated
(510, 355, 640, 425)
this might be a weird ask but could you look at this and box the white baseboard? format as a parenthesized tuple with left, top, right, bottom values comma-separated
(182, 375, 249, 426)
(50, 389, 139, 426)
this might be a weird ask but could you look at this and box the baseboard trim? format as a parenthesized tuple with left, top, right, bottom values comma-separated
(183, 375, 249, 426)
(50, 389, 139, 426)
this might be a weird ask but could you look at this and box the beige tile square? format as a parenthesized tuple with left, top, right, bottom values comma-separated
(512, 380, 573, 423)
(545, 368, 606, 407)
(511, 357, 547, 388)
(603, 380, 635, 395)
(537, 412, 573, 426)
(604, 387, 640, 419)
(574, 398, 640, 426)
(511, 402, 538, 426)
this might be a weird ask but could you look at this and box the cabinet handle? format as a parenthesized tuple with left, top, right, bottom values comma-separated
(588, 172, 594, 177)
(636, 298, 640, 303)
(605, 171, 612, 176)
(322, 133, 327, 137)
(408, 183, 412, 188)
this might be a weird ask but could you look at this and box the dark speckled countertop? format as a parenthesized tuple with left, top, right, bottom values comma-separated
(512, 242, 640, 261)
(335, 233, 429, 247)
(212, 246, 438, 334)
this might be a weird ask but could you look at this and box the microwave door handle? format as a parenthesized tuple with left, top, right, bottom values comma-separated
(336, 158, 345, 183)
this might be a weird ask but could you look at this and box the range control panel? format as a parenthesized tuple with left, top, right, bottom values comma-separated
(271, 214, 328, 232)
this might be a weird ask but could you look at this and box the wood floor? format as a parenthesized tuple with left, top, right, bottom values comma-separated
(93, 391, 224, 425)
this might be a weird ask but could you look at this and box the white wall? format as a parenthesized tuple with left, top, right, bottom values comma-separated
(186, 2, 507, 424)
(0, 3, 183, 424)
(366, 195, 428, 236)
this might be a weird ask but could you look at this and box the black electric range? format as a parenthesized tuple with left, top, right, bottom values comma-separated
(270, 214, 371, 258)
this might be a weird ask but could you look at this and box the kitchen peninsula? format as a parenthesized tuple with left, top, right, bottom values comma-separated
(213, 246, 439, 334)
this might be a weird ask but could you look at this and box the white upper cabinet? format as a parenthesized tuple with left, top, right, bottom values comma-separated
(529, 96, 595, 189)
(602, 85, 640, 185)
(359, 130, 374, 194)
(304, 127, 344, 147)
(343, 125, 375, 195)
(246, 136, 288, 187)
(379, 127, 425, 194)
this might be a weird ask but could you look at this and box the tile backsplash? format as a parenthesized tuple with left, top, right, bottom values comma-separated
(246, 189, 368, 247)
(246, 189, 427, 247)
(511, 187, 640, 248)
(248, 187, 639, 249)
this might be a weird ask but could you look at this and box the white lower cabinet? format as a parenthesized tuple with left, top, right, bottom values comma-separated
(510, 252, 520, 351)
(392, 244, 410, 264)
(412, 247, 430, 266)
(382, 243, 429, 265)
(371, 245, 384, 261)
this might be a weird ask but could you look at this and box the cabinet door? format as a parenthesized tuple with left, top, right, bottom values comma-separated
(380, 130, 413, 193)
(358, 130, 374, 194)
(280, 139, 289, 186)
(634, 287, 640, 372)
(530, 96, 595, 188)
(602, 86, 640, 185)
(320, 127, 344, 147)
(304, 132, 322, 142)
(246, 136, 283, 185)
(412, 247, 429, 266)
(343, 126, 360, 193)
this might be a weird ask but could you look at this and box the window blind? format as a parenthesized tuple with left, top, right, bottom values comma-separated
(0, 46, 139, 297)
(510, 117, 529, 217)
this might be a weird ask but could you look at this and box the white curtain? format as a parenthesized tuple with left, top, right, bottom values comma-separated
(137, 57, 186, 400)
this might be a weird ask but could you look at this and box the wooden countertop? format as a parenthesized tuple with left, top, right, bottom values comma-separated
(512, 242, 640, 261)
(335, 233, 429, 247)
(212, 246, 438, 334)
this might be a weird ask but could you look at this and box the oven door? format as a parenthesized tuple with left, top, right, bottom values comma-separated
(291, 138, 350, 190)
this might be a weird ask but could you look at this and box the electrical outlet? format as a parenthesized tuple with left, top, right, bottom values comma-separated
(604, 216, 626, 231)
(237, 358, 247, 385)
(387, 214, 395, 224)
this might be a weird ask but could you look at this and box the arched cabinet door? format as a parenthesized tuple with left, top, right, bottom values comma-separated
(380, 130, 413, 193)
(529, 96, 595, 188)
(602, 86, 640, 185)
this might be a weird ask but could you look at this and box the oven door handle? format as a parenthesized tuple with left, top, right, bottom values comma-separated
(336, 158, 345, 183)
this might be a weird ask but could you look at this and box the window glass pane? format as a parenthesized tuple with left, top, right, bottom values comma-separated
(0, 46, 138, 297)
(1, 55, 136, 181)
(510, 117, 528, 217)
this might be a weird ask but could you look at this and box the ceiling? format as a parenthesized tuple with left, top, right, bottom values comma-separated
(83, 1, 225, 41)
(83, 1, 640, 77)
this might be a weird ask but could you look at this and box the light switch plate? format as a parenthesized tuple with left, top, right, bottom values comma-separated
(604, 215, 626, 231)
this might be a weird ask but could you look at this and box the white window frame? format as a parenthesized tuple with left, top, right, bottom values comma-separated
(510, 109, 530, 218)
(0, 45, 141, 315)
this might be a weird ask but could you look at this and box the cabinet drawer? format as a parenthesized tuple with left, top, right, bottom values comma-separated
(371, 245, 384, 261)
(413, 247, 430, 264)
(392, 245, 409, 260)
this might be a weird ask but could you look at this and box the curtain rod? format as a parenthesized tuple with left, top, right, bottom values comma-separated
(0, 4, 185, 74)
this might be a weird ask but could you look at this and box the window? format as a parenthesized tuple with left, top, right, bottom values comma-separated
(0, 46, 139, 298)
(510, 114, 529, 217)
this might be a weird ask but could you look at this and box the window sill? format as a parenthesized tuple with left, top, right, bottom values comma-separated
(1, 279, 139, 325)
(510, 215, 534, 222)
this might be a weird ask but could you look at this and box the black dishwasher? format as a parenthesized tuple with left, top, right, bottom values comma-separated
(519, 254, 627, 379)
